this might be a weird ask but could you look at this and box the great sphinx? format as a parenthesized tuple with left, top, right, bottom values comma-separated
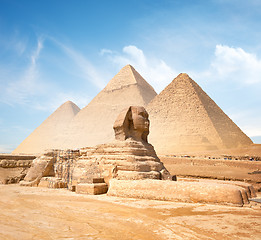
(72, 106, 171, 188)
(20, 106, 256, 206)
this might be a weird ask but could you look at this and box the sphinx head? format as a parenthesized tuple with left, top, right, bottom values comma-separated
(113, 106, 149, 143)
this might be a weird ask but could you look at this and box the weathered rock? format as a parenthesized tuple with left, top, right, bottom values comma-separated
(0, 154, 34, 169)
(178, 178, 257, 198)
(92, 139, 171, 183)
(72, 106, 172, 185)
(71, 158, 102, 186)
(38, 177, 67, 188)
(108, 179, 248, 207)
(76, 183, 108, 195)
(19, 152, 55, 187)
(68, 106, 171, 193)
(113, 106, 149, 142)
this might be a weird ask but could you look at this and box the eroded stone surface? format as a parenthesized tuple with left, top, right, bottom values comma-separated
(20, 151, 55, 187)
(113, 106, 149, 142)
(71, 106, 171, 185)
(0, 154, 35, 184)
(108, 179, 247, 207)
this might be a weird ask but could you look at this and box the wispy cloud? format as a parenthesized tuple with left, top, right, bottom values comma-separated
(0, 35, 106, 111)
(1, 37, 45, 106)
(101, 45, 177, 92)
(0, 29, 28, 56)
(190, 44, 261, 142)
(196, 45, 261, 85)
(50, 38, 106, 89)
(229, 110, 261, 138)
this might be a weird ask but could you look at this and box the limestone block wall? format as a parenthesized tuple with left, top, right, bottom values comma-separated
(107, 179, 249, 207)
(161, 156, 261, 191)
(0, 154, 36, 184)
(0, 154, 35, 168)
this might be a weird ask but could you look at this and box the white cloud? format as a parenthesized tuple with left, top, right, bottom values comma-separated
(229, 111, 261, 138)
(192, 44, 261, 143)
(244, 126, 261, 138)
(0, 36, 103, 112)
(200, 45, 261, 84)
(1, 38, 46, 106)
(102, 45, 177, 93)
(100, 48, 113, 55)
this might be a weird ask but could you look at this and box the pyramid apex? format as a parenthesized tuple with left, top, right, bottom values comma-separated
(59, 100, 80, 113)
(64, 100, 79, 105)
(64, 100, 73, 104)
(121, 64, 136, 72)
(177, 73, 191, 79)
(104, 65, 156, 94)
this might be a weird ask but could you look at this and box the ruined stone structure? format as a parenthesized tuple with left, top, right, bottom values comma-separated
(107, 179, 255, 207)
(19, 149, 80, 188)
(20, 151, 56, 187)
(69, 106, 171, 195)
(13, 101, 80, 155)
(80, 106, 171, 183)
(0, 154, 35, 184)
(147, 73, 253, 154)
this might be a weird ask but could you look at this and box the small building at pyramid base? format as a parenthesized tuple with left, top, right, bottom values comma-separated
(19, 106, 256, 207)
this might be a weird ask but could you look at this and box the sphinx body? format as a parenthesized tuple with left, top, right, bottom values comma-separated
(72, 106, 171, 186)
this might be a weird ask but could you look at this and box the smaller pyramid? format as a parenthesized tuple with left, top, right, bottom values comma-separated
(61, 65, 157, 149)
(13, 101, 80, 154)
(147, 73, 253, 154)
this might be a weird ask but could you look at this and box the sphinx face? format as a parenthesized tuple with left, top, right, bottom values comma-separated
(113, 106, 150, 142)
(132, 106, 149, 132)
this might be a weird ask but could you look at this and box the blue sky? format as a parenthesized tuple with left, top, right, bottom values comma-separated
(0, 0, 261, 152)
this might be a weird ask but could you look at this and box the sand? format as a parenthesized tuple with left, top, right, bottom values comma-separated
(1, 185, 260, 240)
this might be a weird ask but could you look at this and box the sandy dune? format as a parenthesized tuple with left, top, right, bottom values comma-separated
(1, 185, 260, 240)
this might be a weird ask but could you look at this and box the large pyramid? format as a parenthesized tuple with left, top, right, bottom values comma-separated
(61, 65, 157, 149)
(12, 101, 80, 154)
(147, 73, 253, 154)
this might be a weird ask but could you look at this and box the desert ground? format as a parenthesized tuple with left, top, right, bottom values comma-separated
(0, 184, 260, 240)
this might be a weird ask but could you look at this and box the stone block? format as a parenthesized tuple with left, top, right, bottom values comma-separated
(38, 177, 67, 188)
(76, 183, 108, 195)
(107, 179, 247, 207)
